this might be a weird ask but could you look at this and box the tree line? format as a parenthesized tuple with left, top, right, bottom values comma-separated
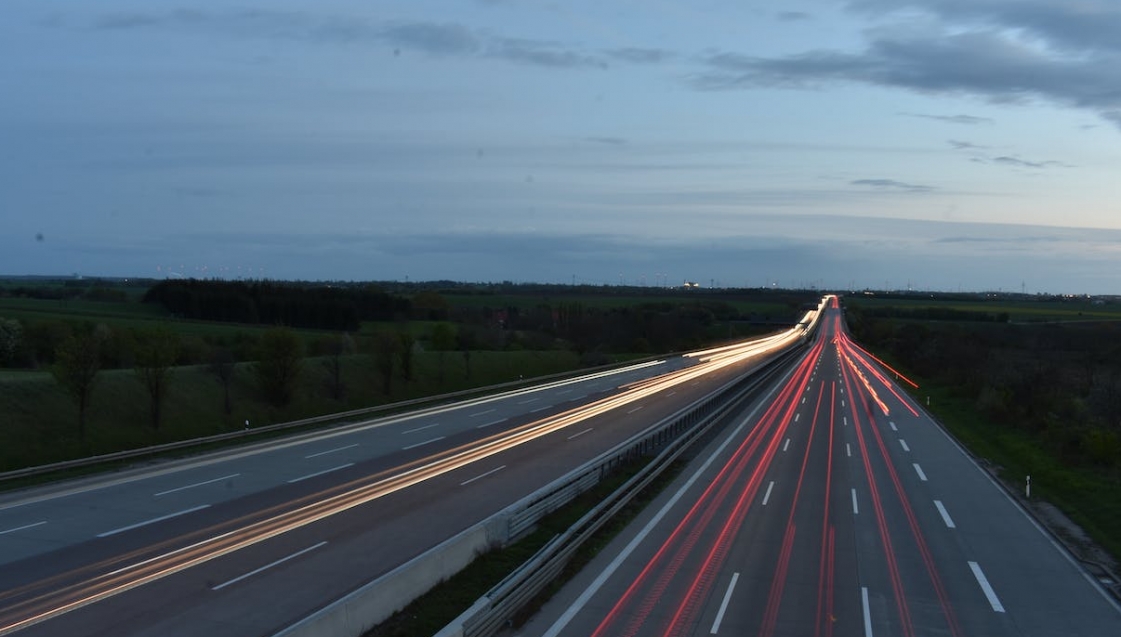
(845, 304, 1121, 468)
(36, 322, 468, 443)
(142, 280, 412, 331)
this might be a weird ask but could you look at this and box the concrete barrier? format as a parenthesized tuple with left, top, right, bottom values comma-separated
(272, 522, 498, 637)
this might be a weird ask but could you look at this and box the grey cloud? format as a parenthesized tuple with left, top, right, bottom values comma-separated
(848, 0, 1121, 54)
(851, 178, 935, 192)
(903, 113, 994, 125)
(583, 136, 628, 146)
(380, 22, 479, 55)
(988, 155, 1070, 169)
(694, 30, 1121, 129)
(605, 47, 674, 64)
(487, 37, 606, 68)
(81, 10, 613, 69)
(95, 12, 165, 30)
(948, 139, 987, 149)
(933, 234, 1063, 244)
(777, 11, 812, 22)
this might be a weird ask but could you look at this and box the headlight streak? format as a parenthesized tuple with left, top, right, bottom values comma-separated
(836, 338, 890, 416)
(0, 329, 805, 635)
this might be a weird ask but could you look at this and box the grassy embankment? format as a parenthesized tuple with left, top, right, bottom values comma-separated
(913, 379, 1121, 562)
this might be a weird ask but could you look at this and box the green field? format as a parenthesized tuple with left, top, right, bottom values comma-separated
(846, 294, 1121, 322)
(0, 349, 584, 472)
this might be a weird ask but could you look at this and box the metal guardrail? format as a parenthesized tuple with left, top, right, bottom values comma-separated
(0, 357, 659, 484)
(442, 344, 806, 637)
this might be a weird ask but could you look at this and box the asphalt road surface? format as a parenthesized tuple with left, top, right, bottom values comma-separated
(522, 299, 1121, 637)
(0, 329, 802, 637)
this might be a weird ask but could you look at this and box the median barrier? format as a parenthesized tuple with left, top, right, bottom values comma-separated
(440, 345, 805, 637)
(271, 522, 498, 637)
(272, 316, 824, 637)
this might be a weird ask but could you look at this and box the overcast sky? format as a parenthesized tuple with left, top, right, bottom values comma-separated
(2, 0, 1120, 293)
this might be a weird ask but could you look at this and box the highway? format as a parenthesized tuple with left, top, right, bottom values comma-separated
(523, 298, 1121, 637)
(0, 324, 808, 636)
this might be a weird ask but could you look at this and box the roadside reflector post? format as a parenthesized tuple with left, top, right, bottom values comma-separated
(1026, 475, 1031, 499)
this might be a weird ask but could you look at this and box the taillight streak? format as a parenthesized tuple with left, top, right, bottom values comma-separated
(588, 339, 824, 637)
(841, 353, 915, 637)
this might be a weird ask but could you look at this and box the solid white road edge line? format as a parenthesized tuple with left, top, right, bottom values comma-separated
(460, 465, 507, 486)
(154, 473, 240, 497)
(922, 410, 1121, 614)
(934, 500, 956, 529)
(539, 353, 798, 637)
(304, 443, 359, 459)
(286, 463, 354, 484)
(212, 541, 328, 591)
(710, 572, 740, 634)
(968, 560, 1006, 612)
(97, 504, 211, 538)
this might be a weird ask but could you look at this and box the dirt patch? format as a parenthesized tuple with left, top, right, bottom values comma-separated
(1029, 499, 1119, 574)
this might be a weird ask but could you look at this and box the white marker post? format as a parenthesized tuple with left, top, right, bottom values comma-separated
(1026, 475, 1031, 499)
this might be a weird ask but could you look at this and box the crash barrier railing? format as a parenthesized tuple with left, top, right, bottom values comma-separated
(0, 356, 661, 485)
(440, 345, 806, 637)
(273, 341, 809, 637)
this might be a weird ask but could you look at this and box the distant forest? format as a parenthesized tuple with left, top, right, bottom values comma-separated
(143, 280, 411, 331)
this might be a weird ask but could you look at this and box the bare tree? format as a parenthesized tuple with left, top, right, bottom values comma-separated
(52, 331, 102, 440)
(322, 333, 356, 400)
(429, 323, 456, 384)
(370, 332, 398, 396)
(0, 317, 21, 366)
(253, 328, 304, 407)
(208, 346, 236, 415)
(398, 330, 417, 383)
(133, 325, 180, 430)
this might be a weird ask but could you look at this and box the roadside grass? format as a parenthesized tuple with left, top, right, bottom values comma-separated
(0, 297, 333, 343)
(365, 456, 683, 637)
(912, 377, 1121, 563)
(0, 349, 585, 472)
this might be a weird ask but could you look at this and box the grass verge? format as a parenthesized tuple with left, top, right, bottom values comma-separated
(913, 379, 1121, 566)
